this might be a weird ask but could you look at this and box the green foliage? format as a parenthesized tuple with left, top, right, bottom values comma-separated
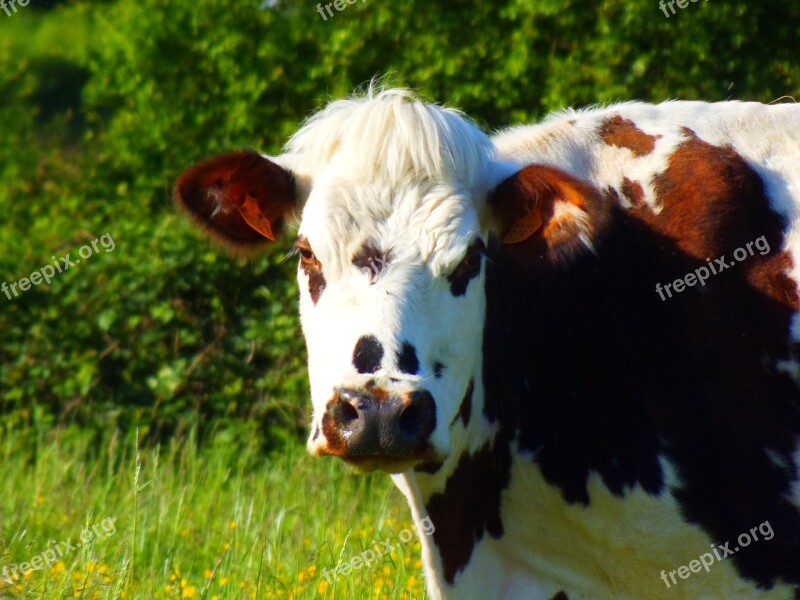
(0, 0, 798, 443)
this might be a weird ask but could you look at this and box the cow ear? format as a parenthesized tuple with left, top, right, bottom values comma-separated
(488, 164, 605, 258)
(175, 151, 297, 248)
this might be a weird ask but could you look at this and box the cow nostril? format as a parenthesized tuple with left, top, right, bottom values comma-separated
(338, 400, 359, 425)
(398, 402, 425, 436)
(397, 393, 435, 440)
(332, 390, 362, 427)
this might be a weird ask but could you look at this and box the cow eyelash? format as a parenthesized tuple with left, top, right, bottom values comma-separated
(291, 240, 318, 264)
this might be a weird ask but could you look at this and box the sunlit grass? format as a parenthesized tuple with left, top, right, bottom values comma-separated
(0, 422, 427, 599)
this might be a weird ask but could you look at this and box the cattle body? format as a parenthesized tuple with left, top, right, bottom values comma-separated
(176, 89, 800, 599)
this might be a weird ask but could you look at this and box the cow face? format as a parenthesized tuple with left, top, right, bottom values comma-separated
(293, 171, 488, 473)
(175, 89, 603, 474)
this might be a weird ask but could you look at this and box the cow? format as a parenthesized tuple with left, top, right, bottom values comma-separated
(175, 88, 800, 599)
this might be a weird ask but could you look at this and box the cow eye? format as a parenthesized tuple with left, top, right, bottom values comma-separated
(293, 238, 318, 265)
(460, 246, 482, 270)
(447, 239, 485, 296)
(299, 248, 315, 262)
(454, 240, 484, 273)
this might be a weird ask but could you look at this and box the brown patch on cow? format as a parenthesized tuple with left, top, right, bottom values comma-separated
(306, 269, 326, 304)
(647, 135, 798, 305)
(748, 251, 800, 311)
(320, 397, 347, 457)
(363, 379, 391, 401)
(452, 379, 473, 427)
(352, 244, 391, 284)
(621, 177, 646, 208)
(425, 435, 511, 583)
(370, 386, 390, 403)
(681, 126, 698, 139)
(643, 131, 799, 354)
(295, 236, 326, 304)
(598, 115, 659, 157)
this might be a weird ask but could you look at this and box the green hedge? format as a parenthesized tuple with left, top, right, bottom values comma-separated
(1, 0, 797, 442)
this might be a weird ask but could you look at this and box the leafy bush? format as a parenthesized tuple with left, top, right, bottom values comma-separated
(0, 0, 797, 444)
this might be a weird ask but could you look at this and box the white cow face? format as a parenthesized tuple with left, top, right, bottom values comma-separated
(175, 89, 598, 473)
(293, 169, 489, 473)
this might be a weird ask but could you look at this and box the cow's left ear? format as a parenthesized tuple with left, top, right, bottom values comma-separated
(175, 151, 300, 249)
(487, 164, 608, 258)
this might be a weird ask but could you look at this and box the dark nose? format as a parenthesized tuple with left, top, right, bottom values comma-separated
(323, 388, 436, 458)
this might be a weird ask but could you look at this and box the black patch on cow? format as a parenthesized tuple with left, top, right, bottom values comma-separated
(452, 379, 473, 427)
(352, 335, 384, 374)
(397, 342, 420, 375)
(482, 143, 800, 590)
(415, 460, 444, 474)
(447, 238, 485, 296)
(425, 433, 511, 584)
(433, 362, 445, 378)
(550, 593, 569, 600)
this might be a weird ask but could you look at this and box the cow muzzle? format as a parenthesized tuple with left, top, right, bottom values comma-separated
(318, 386, 437, 472)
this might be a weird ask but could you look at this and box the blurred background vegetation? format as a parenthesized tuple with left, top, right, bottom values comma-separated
(1, 0, 798, 447)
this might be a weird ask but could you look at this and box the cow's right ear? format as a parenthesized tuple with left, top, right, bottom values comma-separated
(487, 164, 610, 262)
(175, 151, 297, 248)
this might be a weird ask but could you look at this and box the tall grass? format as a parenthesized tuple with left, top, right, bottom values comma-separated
(0, 421, 427, 599)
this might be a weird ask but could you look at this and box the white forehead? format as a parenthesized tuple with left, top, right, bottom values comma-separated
(286, 88, 498, 275)
(300, 178, 482, 278)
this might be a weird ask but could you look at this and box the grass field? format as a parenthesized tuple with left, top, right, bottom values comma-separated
(0, 422, 427, 599)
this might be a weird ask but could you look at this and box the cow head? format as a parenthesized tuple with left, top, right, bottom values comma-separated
(176, 89, 604, 474)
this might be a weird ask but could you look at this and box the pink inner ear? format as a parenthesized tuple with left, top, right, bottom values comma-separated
(238, 195, 276, 241)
